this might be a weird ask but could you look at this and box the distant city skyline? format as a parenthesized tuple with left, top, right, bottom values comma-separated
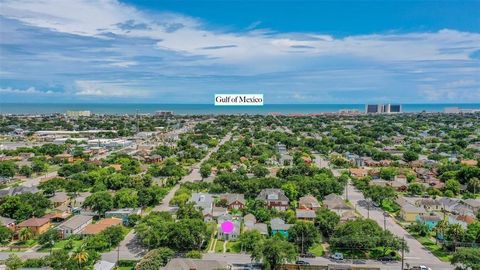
(1, 0, 479, 104)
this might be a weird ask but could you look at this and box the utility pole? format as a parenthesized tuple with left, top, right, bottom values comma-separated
(383, 212, 388, 231)
(345, 179, 349, 201)
(401, 236, 405, 270)
(117, 244, 120, 263)
(367, 200, 370, 219)
(301, 231, 304, 255)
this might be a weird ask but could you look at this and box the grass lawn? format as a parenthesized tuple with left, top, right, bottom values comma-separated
(225, 241, 241, 253)
(215, 240, 225, 253)
(309, 244, 324, 256)
(417, 236, 452, 262)
(14, 239, 37, 247)
(48, 165, 60, 172)
(118, 267, 134, 270)
(38, 239, 83, 252)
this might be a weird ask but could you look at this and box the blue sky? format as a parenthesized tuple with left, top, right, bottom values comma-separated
(0, 0, 479, 104)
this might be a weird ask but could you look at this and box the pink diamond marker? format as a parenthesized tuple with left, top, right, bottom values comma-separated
(220, 220, 234, 234)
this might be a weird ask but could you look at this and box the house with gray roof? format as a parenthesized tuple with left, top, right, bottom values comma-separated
(323, 194, 352, 214)
(296, 209, 316, 222)
(219, 193, 245, 210)
(257, 189, 289, 211)
(462, 199, 480, 214)
(243, 214, 268, 235)
(270, 217, 292, 237)
(0, 216, 15, 230)
(57, 214, 93, 238)
(189, 193, 214, 210)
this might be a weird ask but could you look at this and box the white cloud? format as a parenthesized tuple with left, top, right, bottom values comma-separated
(74, 80, 150, 97)
(1, 0, 479, 66)
(421, 80, 480, 101)
(0, 86, 54, 94)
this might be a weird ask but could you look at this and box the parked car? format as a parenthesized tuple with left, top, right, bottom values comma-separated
(330, 252, 344, 260)
(378, 256, 396, 262)
(296, 260, 310, 265)
(410, 266, 432, 270)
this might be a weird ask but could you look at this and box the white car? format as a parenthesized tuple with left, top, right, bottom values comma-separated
(420, 266, 432, 270)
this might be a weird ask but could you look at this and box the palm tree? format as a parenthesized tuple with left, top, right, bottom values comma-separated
(435, 219, 448, 245)
(468, 177, 480, 197)
(72, 245, 89, 269)
(446, 224, 465, 252)
(18, 228, 33, 242)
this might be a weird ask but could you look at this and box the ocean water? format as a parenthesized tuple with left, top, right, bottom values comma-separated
(1, 103, 479, 115)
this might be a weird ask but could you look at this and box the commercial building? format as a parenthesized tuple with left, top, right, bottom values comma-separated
(444, 107, 480, 114)
(155, 111, 174, 117)
(66, 110, 91, 117)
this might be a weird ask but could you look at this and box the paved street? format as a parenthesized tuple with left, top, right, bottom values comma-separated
(19, 171, 58, 187)
(102, 132, 233, 263)
(346, 182, 454, 270)
(204, 253, 409, 270)
(102, 229, 146, 262)
(153, 131, 232, 212)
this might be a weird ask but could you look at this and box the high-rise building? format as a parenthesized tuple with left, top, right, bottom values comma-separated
(384, 104, 402, 113)
(365, 104, 402, 114)
(366, 104, 382, 113)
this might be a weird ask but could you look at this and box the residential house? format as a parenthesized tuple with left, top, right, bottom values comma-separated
(462, 199, 480, 214)
(57, 215, 93, 239)
(298, 195, 320, 210)
(270, 218, 292, 237)
(448, 215, 476, 229)
(252, 223, 268, 235)
(203, 207, 227, 223)
(81, 218, 122, 235)
(94, 260, 116, 270)
(42, 210, 71, 222)
(16, 217, 51, 235)
(54, 153, 74, 162)
(416, 214, 442, 230)
(415, 168, 434, 181)
(396, 199, 426, 222)
(415, 198, 442, 211)
(277, 143, 287, 154)
(461, 159, 478, 166)
(105, 208, 141, 225)
(296, 209, 316, 222)
(242, 214, 268, 235)
(0, 216, 16, 231)
(349, 168, 368, 178)
(163, 258, 230, 270)
(243, 214, 256, 228)
(218, 193, 245, 210)
(189, 193, 214, 211)
(70, 192, 92, 209)
(49, 192, 69, 207)
(438, 197, 461, 213)
(340, 210, 358, 223)
(323, 194, 353, 214)
(280, 154, 293, 166)
(257, 189, 289, 211)
(217, 214, 240, 241)
(452, 203, 475, 216)
(369, 179, 407, 191)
